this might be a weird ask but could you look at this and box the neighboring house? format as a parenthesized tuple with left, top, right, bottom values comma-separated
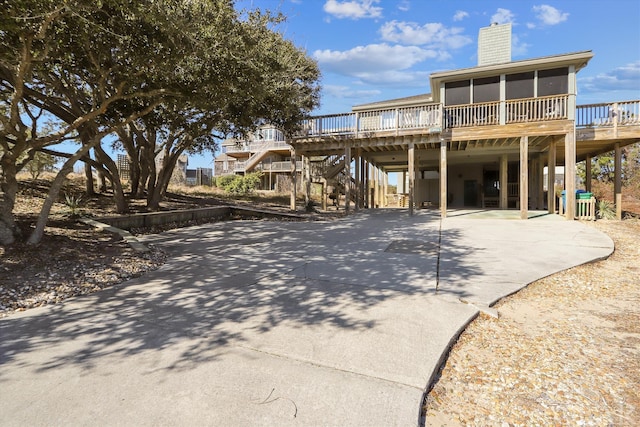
(214, 125, 302, 192)
(287, 23, 640, 219)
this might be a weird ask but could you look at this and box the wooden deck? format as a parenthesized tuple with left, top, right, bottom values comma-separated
(291, 98, 640, 164)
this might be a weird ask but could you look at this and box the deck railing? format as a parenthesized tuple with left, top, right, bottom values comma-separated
(576, 100, 640, 128)
(256, 161, 302, 172)
(225, 140, 290, 154)
(297, 104, 441, 138)
(293, 98, 639, 139)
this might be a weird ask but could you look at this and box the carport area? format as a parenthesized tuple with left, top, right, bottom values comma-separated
(0, 210, 613, 426)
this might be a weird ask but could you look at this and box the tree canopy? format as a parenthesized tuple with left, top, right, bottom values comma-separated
(0, 0, 321, 245)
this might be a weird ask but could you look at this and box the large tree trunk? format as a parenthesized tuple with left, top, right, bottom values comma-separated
(147, 148, 182, 211)
(94, 145, 129, 214)
(0, 157, 20, 245)
(27, 145, 93, 245)
(84, 159, 95, 196)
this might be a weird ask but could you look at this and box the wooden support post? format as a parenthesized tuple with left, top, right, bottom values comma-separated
(354, 149, 360, 211)
(408, 142, 415, 216)
(365, 161, 370, 208)
(547, 140, 556, 214)
(383, 171, 388, 207)
(564, 131, 576, 220)
(360, 157, 369, 208)
(440, 139, 447, 218)
(537, 155, 545, 210)
(344, 144, 351, 213)
(614, 142, 622, 220)
(322, 180, 327, 211)
(303, 155, 311, 207)
(585, 154, 592, 193)
(520, 135, 529, 220)
(500, 154, 508, 209)
(290, 148, 297, 211)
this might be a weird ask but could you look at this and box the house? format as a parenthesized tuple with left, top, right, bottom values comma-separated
(214, 125, 302, 192)
(287, 23, 640, 220)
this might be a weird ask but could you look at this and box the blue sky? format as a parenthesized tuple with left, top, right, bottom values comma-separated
(76, 1, 640, 169)
(185, 0, 640, 168)
(252, 0, 640, 116)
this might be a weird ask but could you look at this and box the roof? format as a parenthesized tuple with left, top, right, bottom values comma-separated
(430, 50, 594, 101)
(352, 93, 433, 112)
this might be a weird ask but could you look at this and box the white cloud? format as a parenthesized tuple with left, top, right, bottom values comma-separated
(313, 44, 444, 86)
(453, 10, 469, 22)
(350, 70, 432, 87)
(314, 43, 441, 75)
(323, 0, 382, 20)
(580, 61, 640, 94)
(379, 21, 472, 49)
(323, 85, 382, 99)
(490, 8, 515, 25)
(532, 5, 569, 26)
(398, 0, 410, 12)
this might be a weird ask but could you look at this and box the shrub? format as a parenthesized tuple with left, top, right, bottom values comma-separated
(217, 172, 262, 195)
(596, 200, 616, 220)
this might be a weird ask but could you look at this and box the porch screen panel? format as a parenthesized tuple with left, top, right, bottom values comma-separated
(537, 67, 568, 96)
(506, 72, 534, 99)
(473, 76, 500, 102)
(445, 80, 470, 105)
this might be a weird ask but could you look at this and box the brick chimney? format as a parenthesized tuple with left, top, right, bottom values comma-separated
(478, 22, 512, 66)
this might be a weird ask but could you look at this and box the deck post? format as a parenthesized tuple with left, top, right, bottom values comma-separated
(354, 149, 360, 211)
(303, 155, 311, 208)
(585, 155, 592, 193)
(344, 144, 351, 212)
(565, 131, 576, 220)
(614, 142, 622, 220)
(537, 155, 545, 210)
(359, 156, 365, 208)
(440, 139, 447, 218)
(500, 154, 508, 209)
(547, 140, 556, 214)
(290, 148, 297, 211)
(383, 170, 388, 207)
(408, 142, 415, 216)
(520, 135, 529, 219)
(322, 179, 327, 211)
(365, 160, 370, 208)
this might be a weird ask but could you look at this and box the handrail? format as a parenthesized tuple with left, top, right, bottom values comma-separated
(291, 98, 640, 138)
(576, 100, 640, 128)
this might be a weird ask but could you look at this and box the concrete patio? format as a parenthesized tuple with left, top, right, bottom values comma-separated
(0, 210, 614, 426)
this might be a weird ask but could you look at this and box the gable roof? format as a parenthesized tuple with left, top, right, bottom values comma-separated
(352, 93, 433, 112)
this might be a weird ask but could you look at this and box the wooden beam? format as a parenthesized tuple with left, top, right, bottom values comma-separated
(547, 139, 556, 214)
(614, 142, 622, 220)
(408, 142, 415, 216)
(440, 139, 447, 218)
(585, 154, 592, 193)
(344, 144, 351, 212)
(354, 149, 360, 211)
(564, 131, 576, 220)
(537, 155, 545, 210)
(520, 135, 529, 220)
(500, 154, 508, 209)
(290, 148, 297, 211)
(303, 155, 311, 208)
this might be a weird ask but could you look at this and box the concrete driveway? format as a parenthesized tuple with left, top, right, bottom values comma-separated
(0, 210, 613, 426)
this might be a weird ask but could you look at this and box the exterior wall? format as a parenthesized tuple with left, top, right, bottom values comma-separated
(448, 164, 484, 207)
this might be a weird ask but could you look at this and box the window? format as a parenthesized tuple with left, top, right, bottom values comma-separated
(473, 76, 500, 103)
(506, 72, 534, 99)
(445, 80, 470, 105)
(538, 67, 568, 96)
